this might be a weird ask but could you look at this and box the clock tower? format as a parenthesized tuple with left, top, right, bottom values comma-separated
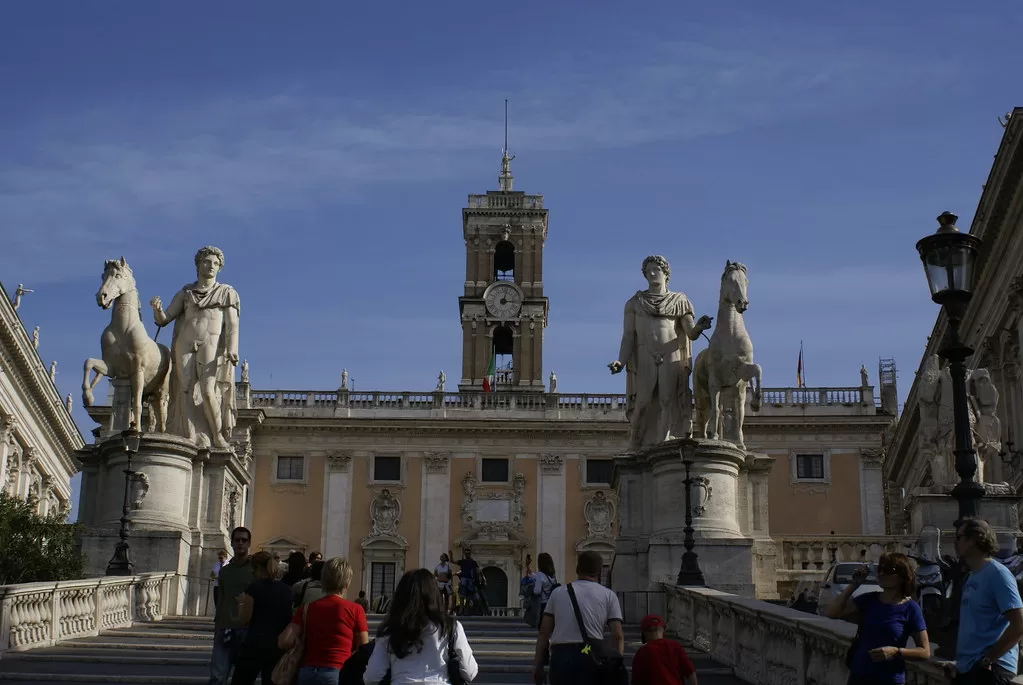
(458, 150, 549, 392)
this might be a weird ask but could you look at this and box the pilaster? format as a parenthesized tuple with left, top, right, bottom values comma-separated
(420, 453, 451, 567)
(538, 454, 566, 578)
(859, 448, 886, 535)
(323, 451, 353, 559)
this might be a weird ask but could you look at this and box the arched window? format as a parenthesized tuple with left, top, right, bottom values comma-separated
(494, 241, 515, 282)
(482, 566, 509, 608)
(493, 326, 514, 385)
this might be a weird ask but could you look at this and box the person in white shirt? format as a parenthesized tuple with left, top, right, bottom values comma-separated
(364, 568, 479, 685)
(533, 551, 623, 685)
(211, 549, 229, 609)
(435, 553, 455, 615)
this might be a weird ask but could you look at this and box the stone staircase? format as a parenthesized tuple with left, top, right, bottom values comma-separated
(0, 615, 746, 684)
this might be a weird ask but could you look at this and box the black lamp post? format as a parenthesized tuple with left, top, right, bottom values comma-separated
(676, 437, 706, 586)
(105, 428, 141, 576)
(915, 211, 985, 526)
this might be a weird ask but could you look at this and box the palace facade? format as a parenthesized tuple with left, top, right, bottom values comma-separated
(221, 158, 898, 607)
(0, 283, 82, 517)
(885, 107, 1023, 536)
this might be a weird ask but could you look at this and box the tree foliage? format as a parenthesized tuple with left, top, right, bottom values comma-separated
(0, 491, 85, 585)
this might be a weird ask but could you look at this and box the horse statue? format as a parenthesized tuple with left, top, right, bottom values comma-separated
(692, 261, 763, 450)
(82, 257, 172, 433)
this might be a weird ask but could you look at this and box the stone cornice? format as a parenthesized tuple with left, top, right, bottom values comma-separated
(0, 283, 83, 473)
(886, 111, 1023, 486)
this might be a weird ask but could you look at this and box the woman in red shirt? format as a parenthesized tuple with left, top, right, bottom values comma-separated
(278, 557, 369, 685)
(631, 614, 697, 685)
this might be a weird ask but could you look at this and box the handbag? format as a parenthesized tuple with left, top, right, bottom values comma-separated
(565, 584, 628, 685)
(446, 618, 467, 685)
(271, 604, 309, 685)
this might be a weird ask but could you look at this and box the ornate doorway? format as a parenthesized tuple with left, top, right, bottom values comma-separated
(482, 566, 508, 609)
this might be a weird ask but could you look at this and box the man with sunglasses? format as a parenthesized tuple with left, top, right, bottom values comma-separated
(209, 526, 254, 685)
(944, 518, 1023, 684)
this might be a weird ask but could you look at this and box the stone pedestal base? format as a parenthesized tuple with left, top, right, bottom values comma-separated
(613, 438, 775, 613)
(906, 483, 1021, 549)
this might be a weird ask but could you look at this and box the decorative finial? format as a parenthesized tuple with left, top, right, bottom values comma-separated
(499, 99, 515, 192)
(936, 211, 959, 233)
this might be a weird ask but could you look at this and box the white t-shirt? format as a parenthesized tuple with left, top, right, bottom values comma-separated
(364, 620, 479, 685)
(435, 563, 453, 583)
(212, 561, 226, 588)
(544, 580, 622, 645)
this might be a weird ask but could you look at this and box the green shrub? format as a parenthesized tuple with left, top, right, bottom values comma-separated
(0, 491, 85, 585)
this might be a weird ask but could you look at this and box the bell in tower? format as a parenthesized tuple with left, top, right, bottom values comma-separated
(458, 128, 549, 393)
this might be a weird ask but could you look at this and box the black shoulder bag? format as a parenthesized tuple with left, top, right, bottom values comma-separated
(445, 618, 467, 685)
(565, 583, 628, 685)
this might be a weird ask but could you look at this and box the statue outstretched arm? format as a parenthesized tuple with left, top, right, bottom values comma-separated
(679, 312, 713, 341)
(150, 291, 184, 327)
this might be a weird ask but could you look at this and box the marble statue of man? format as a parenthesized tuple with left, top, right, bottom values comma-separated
(12, 284, 33, 310)
(32, 326, 39, 349)
(436, 370, 446, 392)
(609, 255, 712, 451)
(341, 368, 349, 390)
(240, 359, 250, 383)
(49, 360, 57, 381)
(860, 365, 869, 387)
(150, 246, 240, 449)
(549, 370, 557, 393)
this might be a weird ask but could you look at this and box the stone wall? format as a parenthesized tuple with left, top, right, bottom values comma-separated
(661, 583, 986, 685)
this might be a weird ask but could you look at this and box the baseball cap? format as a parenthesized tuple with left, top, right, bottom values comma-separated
(640, 614, 665, 631)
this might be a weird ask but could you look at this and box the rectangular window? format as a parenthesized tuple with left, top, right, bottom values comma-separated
(586, 459, 614, 485)
(481, 458, 509, 483)
(276, 456, 304, 481)
(373, 456, 401, 482)
(795, 454, 825, 480)
(371, 562, 396, 604)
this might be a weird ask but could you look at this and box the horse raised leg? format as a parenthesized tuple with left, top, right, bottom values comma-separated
(82, 358, 108, 407)
(732, 362, 763, 450)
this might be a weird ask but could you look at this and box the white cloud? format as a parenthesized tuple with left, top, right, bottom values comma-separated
(0, 26, 956, 283)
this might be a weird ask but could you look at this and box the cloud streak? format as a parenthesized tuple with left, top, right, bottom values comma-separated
(0, 25, 956, 282)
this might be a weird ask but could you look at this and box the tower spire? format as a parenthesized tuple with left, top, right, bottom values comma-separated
(499, 99, 515, 191)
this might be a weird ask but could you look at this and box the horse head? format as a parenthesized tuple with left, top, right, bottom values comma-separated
(721, 260, 749, 313)
(97, 256, 136, 309)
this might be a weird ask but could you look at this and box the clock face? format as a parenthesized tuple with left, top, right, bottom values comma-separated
(485, 283, 523, 319)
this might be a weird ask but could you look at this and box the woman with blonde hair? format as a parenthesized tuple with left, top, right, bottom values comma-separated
(232, 551, 293, 685)
(279, 557, 369, 685)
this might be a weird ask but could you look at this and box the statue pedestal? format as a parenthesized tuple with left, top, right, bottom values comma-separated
(906, 483, 1021, 548)
(612, 438, 777, 617)
(76, 430, 252, 615)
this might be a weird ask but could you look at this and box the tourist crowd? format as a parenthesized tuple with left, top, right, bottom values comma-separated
(206, 530, 700, 685)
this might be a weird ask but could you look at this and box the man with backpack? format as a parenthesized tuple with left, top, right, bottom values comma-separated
(533, 551, 625, 685)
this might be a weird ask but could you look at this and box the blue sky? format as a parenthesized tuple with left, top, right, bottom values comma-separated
(2, 2, 1020, 517)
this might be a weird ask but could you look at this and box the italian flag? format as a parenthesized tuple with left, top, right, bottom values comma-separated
(482, 352, 496, 393)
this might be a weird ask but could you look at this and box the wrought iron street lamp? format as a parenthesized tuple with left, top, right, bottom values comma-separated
(827, 532, 838, 565)
(676, 437, 706, 586)
(105, 428, 141, 576)
(916, 211, 985, 525)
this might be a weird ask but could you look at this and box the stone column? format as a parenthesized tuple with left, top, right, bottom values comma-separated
(538, 454, 566, 578)
(0, 416, 15, 496)
(746, 454, 774, 537)
(859, 448, 886, 535)
(20, 448, 38, 499)
(323, 451, 353, 559)
(420, 453, 451, 567)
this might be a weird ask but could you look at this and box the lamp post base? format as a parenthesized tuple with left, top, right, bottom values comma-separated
(676, 551, 706, 586)
(105, 541, 135, 576)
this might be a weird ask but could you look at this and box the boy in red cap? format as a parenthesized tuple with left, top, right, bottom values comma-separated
(631, 614, 697, 685)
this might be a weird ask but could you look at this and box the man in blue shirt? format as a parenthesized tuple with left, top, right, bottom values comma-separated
(947, 518, 1023, 684)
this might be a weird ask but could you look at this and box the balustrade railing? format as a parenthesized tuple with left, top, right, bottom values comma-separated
(466, 193, 544, 210)
(779, 535, 917, 576)
(241, 386, 877, 413)
(663, 584, 951, 684)
(0, 572, 175, 655)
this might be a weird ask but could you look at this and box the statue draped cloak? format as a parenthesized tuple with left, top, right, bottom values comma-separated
(167, 281, 240, 447)
(623, 290, 694, 446)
